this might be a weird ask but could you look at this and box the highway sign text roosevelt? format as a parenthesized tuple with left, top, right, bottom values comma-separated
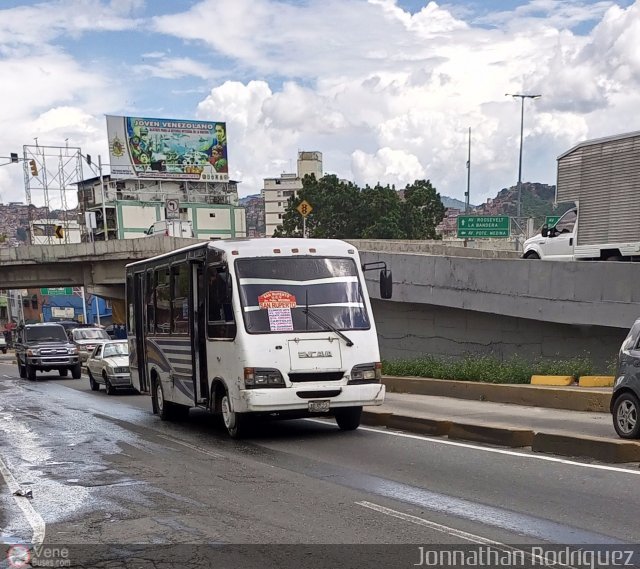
(457, 215, 510, 238)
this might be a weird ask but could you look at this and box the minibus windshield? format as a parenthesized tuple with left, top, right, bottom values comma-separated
(236, 257, 370, 334)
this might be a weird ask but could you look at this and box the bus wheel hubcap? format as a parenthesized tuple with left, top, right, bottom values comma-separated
(222, 396, 234, 429)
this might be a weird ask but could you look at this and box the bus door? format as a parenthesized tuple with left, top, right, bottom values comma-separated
(133, 271, 149, 392)
(191, 262, 208, 404)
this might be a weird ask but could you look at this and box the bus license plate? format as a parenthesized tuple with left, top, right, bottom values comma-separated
(308, 400, 330, 413)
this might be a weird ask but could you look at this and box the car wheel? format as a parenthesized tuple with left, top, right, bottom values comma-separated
(523, 251, 540, 260)
(103, 372, 115, 395)
(334, 406, 363, 431)
(27, 365, 37, 381)
(88, 371, 100, 392)
(71, 364, 82, 380)
(221, 393, 250, 438)
(613, 392, 640, 439)
(59, 369, 68, 378)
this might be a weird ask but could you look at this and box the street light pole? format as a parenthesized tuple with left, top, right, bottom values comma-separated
(98, 155, 108, 242)
(505, 93, 541, 247)
(465, 127, 471, 213)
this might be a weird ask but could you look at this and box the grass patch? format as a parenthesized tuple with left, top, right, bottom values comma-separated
(382, 354, 596, 384)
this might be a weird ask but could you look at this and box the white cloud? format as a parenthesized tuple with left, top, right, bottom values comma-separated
(351, 147, 426, 187)
(132, 57, 220, 80)
(2, 0, 640, 208)
(0, 0, 142, 46)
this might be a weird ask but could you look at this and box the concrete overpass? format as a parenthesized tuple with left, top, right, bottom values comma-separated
(0, 237, 203, 300)
(3, 238, 637, 368)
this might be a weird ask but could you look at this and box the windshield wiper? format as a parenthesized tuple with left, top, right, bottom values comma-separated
(302, 294, 353, 347)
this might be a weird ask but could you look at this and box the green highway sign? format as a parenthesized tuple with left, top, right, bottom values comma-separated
(40, 287, 72, 296)
(545, 215, 561, 228)
(457, 215, 510, 238)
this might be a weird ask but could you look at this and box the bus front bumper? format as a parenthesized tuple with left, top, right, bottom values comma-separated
(236, 383, 385, 414)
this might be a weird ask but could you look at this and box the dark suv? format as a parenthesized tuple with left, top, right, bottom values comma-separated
(14, 323, 81, 380)
(611, 318, 640, 438)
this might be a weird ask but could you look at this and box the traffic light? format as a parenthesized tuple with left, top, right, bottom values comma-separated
(10, 153, 18, 163)
(86, 154, 92, 166)
(29, 159, 38, 176)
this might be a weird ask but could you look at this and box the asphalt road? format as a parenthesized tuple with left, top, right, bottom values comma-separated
(1, 361, 640, 566)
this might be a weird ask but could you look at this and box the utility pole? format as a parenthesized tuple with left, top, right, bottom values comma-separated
(98, 155, 108, 241)
(465, 127, 471, 213)
(506, 93, 541, 249)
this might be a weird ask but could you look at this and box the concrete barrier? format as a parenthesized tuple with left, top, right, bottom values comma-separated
(579, 376, 615, 388)
(383, 376, 611, 413)
(531, 375, 574, 386)
(361, 410, 640, 462)
(532, 432, 640, 463)
(448, 422, 534, 448)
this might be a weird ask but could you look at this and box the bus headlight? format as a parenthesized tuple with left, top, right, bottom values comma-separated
(244, 368, 285, 388)
(349, 362, 382, 384)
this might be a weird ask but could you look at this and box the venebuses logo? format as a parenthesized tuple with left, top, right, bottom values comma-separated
(6, 545, 31, 568)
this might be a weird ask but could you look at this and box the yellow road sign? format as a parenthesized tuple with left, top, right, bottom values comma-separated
(55, 225, 64, 239)
(296, 200, 313, 218)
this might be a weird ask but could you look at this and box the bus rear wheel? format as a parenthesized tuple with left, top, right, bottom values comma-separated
(335, 406, 363, 431)
(154, 379, 189, 421)
(221, 394, 250, 438)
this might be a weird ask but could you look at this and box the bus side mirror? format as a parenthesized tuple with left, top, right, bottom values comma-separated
(541, 225, 549, 237)
(380, 270, 393, 299)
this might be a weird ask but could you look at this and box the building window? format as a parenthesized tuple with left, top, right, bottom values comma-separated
(210, 213, 216, 218)
(277, 191, 282, 197)
(275, 179, 281, 185)
(283, 190, 294, 197)
(278, 213, 284, 219)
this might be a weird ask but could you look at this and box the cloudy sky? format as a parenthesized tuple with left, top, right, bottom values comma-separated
(0, 0, 638, 207)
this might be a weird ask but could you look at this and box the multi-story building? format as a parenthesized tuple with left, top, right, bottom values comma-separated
(76, 176, 246, 241)
(263, 151, 322, 237)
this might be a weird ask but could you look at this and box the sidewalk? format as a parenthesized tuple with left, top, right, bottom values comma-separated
(365, 387, 640, 463)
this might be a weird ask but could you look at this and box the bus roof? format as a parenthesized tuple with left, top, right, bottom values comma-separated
(125, 238, 359, 269)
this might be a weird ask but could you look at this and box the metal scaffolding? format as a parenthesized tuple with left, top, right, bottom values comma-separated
(23, 144, 83, 245)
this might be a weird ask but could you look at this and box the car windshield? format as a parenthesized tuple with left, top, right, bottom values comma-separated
(25, 326, 67, 342)
(73, 329, 110, 340)
(103, 343, 129, 357)
(236, 257, 370, 334)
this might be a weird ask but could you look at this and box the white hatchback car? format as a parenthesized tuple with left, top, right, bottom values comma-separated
(86, 340, 132, 394)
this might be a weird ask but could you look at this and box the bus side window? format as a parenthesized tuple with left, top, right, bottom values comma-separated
(207, 266, 236, 340)
(145, 271, 155, 334)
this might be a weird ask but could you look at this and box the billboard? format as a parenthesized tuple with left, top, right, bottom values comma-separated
(106, 115, 228, 182)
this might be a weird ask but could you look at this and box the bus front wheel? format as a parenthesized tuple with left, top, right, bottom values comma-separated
(221, 394, 250, 438)
(335, 406, 363, 431)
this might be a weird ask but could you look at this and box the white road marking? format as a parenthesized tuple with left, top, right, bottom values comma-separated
(357, 501, 575, 569)
(306, 419, 640, 475)
(0, 454, 46, 545)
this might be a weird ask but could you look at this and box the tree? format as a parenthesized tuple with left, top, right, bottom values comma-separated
(400, 179, 445, 239)
(360, 184, 404, 239)
(273, 175, 445, 241)
(274, 175, 366, 239)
